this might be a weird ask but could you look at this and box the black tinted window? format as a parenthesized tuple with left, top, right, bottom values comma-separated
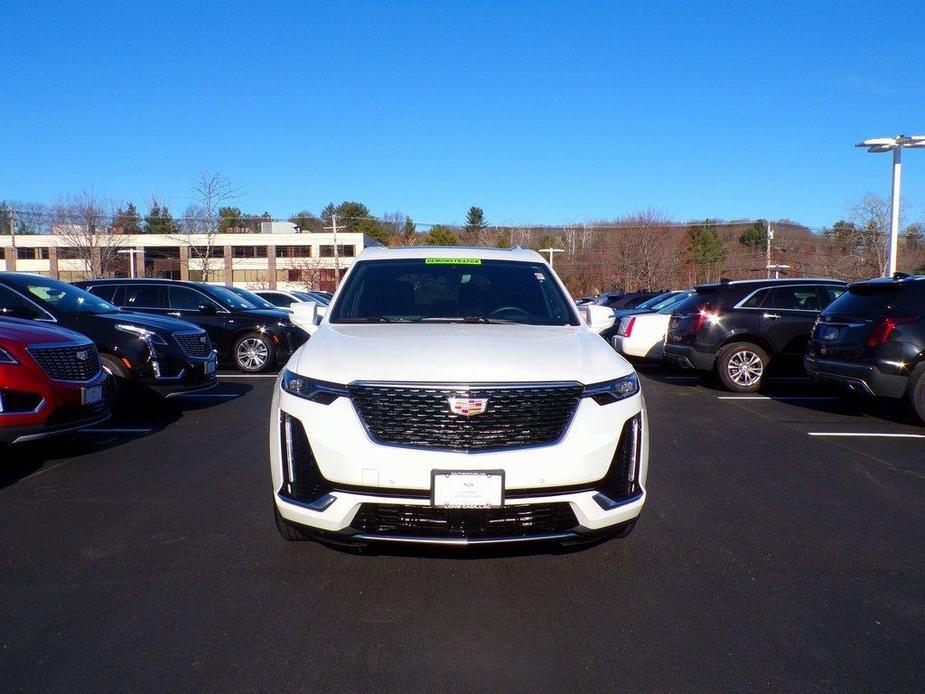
(826, 284, 905, 315)
(331, 259, 579, 325)
(261, 292, 290, 306)
(740, 288, 768, 308)
(764, 286, 820, 311)
(86, 285, 118, 302)
(169, 286, 208, 310)
(125, 285, 165, 308)
(821, 285, 846, 306)
(0, 284, 43, 317)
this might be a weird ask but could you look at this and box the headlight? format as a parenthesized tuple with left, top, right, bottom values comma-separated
(583, 373, 640, 405)
(115, 324, 167, 345)
(280, 369, 348, 405)
(0, 346, 19, 365)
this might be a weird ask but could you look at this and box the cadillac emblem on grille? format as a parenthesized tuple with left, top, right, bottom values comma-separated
(447, 396, 489, 417)
(75, 350, 88, 361)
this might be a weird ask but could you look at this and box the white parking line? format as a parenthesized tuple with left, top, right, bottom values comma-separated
(718, 396, 841, 401)
(175, 394, 239, 398)
(218, 374, 278, 379)
(808, 432, 925, 439)
(663, 376, 699, 381)
(78, 428, 153, 434)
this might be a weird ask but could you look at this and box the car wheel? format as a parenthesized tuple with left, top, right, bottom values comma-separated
(906, 363, 925, 425)
(274, 505, 311, 541)
(233, 333, 275, 373)
(717, 342, 768, 393)
(99, 354, 129, 406)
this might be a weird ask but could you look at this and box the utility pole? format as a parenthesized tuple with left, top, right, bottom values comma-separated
(538, 247, 564, 269)
(765, 220, 772, 279)
(117, 249, 144, 278)
(323, 213, 341, 290)
(9, 209, 16, 249)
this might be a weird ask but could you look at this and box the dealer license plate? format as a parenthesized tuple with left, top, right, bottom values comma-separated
(431, 471, 503, 508)
(82, 385, 103, 405)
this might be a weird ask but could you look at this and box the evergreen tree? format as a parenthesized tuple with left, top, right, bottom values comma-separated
(738, 220, 766, 247)
(113, 202, 142, 234)
(687, 220, 727, 282)
(426, 225, 459, 246)
(218, 206, 244, 232)
(465, 206, 487, 233)
(144, 202, 179, 234)
(403, 217, 416, 242)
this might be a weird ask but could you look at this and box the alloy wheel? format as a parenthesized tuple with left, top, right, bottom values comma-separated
(727, 350, 763, 387)
(236, 337, 269, 371)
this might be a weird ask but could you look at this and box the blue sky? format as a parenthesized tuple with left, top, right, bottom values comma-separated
(1, 0, 923, 227)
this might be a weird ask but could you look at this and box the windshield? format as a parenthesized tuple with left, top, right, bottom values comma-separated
(227, 287, 276, 310)
(653, 292, 691, 312)
(330, 258, 580, 326)
(826, 283, 906, 315)
(14, 278, 119, 315)
(201, 285, 257, 310)
(635, 292, 673, 310)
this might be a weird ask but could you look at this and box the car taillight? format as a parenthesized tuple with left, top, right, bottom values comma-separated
(690, 308, 716, 333)
(620, 316, 636, 337)
(866, 317, 917, 347)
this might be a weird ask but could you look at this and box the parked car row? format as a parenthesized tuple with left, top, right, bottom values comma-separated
(0, 272, 317, 445)
(605, 274, 925, 423)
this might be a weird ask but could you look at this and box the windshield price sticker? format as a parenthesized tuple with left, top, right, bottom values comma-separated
(425, 258, 482, 265)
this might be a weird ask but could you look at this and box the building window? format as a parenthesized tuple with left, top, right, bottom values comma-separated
(191, 246, 225, 259)
(232, 269, 269, 283)
(275, 245, 312, 258)
(58, 270, 91, 282)
(57, 247, 83, 260)
(189, 270, 225, 282)
(16, 248, 50, 260)
(232, 246, 268, 258)
(319, 244, 356, 258)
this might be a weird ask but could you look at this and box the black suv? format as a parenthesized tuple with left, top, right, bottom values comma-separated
(75, 279, 307, 373)
(664, 278, 847, 392)
(0, 273, 217, 398)
(805, 274, 925, 423)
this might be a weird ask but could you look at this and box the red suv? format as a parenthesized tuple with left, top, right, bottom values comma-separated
(0, 317, 110, 445)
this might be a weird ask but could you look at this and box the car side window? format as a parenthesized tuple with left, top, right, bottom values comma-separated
(169, 286, 208, 311)
(263, 292, 289, 306)
(86, 285, 118, 302)
(125, 285, 166, 309)
(820, 285, 846, 307)
(764, 287, 820, 311)
(740, 288, 768, 308)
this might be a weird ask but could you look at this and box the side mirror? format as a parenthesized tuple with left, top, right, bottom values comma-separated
(582, 304, 616, 333)
(290, 302, 320, 335)
(198, 304, 217, 315)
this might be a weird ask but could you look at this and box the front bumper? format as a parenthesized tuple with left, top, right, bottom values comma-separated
(804, 356, 908, 399)
(270, 382, 648, 544)
(139, 354, 218, 397)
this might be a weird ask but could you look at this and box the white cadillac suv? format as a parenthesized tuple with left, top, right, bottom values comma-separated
(269, 246, 648, 547)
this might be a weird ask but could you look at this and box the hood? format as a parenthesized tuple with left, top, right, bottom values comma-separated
(0, 316, 89, 345)
(89, 311, 205, 334)
(293, 323, 633, 384)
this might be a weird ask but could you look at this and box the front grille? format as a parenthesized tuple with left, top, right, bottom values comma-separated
(174, 331, 212, 358)
(351, 503, 578, 539)
(280, 414, 331, 501)
(28, 343, 101, 381)
(347, 383, 583, 452)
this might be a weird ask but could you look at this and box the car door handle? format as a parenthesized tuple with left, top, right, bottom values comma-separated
(763, 313, 781, 320)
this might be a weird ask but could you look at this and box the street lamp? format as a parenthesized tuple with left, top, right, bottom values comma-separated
(117, 249, 144, 278)
(538, 247, 564, 269)
(856, 135, 925, 276)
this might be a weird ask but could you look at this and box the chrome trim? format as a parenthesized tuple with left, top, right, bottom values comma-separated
(0, 397, 47, 416)
(351, 531, 579, 545)
(733, 283, 843, 312)
(10, 412, 110, 443)
(350, 379, 584, 390)
(24, 340, 103, 384)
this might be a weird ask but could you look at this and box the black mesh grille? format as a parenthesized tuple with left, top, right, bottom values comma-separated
(174, 332, 212, 358)
(280, 414, 331, 501)
(28, 344, 101, 381)
(351, 503, 578, 539)
(347, 383, 583, 452)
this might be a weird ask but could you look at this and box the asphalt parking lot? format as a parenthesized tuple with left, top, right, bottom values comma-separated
(1, 368, 923, 692)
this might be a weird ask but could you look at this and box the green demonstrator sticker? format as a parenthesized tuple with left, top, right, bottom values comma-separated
(425, 258, 482, 265)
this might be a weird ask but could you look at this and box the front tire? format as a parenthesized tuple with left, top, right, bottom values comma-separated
(906, 364, 925, 425)
(717, 342, 768, 393)
(233, 333, 275, 373)
(274, 505, 311, 541)
(99, 353, 130, 407)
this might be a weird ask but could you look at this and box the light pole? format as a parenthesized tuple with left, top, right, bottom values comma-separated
(856, 135, 925, 276)
(117, 249, 144, 278)
(538, 247, 564, 269)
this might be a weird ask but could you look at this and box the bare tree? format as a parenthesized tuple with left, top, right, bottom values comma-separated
(848, 193, 892, 277)
(170, 172, 241, 281)
(52, 192, 127, 278)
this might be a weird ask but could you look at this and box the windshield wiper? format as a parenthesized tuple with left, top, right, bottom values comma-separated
(417, 316, 520, 324)
(344, 316, 401, 323)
